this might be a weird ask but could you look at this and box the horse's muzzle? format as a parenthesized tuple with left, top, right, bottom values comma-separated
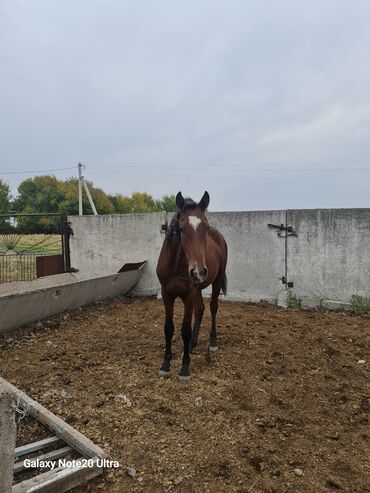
(189, 266, 208, 283)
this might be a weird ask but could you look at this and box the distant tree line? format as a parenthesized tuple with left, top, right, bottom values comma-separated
(0, 176, 176, 233)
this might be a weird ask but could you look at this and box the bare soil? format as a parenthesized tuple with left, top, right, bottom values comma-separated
(1, 297, 369, 493)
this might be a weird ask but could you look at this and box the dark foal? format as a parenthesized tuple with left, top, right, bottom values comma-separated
(156, 191, 228, 381)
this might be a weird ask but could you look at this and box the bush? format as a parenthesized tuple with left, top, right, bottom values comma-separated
(351, 295, 370, 315)
(287, 294, 301, 309)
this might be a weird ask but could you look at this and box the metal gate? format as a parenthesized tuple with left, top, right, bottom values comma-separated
(0, 213, 72, 283)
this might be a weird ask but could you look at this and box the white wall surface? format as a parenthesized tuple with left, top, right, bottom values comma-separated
(68, 208, 370, 303)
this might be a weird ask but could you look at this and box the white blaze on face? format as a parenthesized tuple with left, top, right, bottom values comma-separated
(188, 215, 201, 231)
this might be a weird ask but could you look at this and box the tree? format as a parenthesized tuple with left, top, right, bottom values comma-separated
(109, 194, 133, 214)
(13, 176, 116, 232)
(13, 176, 65, 232)
(0, 180, 12, 214)
(110, 192, 161, 213)
(59, 178, 115, 215)
(13, 176, 64, 213)
(12, 174, 177, 231)
(157, 194, 176, 212)
(129, 192, 160, 213)
(0, 180, 12, 233)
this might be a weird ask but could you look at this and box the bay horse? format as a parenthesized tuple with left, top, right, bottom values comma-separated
(156, 191, 228, 381)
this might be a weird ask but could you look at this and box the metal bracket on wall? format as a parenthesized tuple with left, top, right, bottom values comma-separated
(60, 213, 76, 273)
(268, 220, 296, 289)
(267, 223, 297, 238)
(62, 220, 74, 237)
(279, 276, 294, 288)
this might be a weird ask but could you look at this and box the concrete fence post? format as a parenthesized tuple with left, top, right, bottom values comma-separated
(0, 384, 16, 493)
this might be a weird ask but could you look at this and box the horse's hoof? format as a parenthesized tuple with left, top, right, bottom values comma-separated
(209, 345, 218, 353)
(178, 375, 191, 382)
(158, 370, 171, 378)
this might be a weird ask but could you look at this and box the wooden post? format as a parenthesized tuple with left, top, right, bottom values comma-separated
(0, 385, 16, 493)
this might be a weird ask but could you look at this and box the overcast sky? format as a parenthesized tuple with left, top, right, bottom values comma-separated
(1, 1, 370, 211)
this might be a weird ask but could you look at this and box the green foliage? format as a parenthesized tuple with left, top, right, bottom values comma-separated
(125, 192, 160, 213)
(0, 180, 12, 232)
(110, 192, 176, 214)
(320, 305, 346, 313)
(0, 180, 12, 213)
(13, 176, 65, 233)
(351, 294, 370, 315)
(0, 174, 177, 232)
(287, 294, 301, 309)
(156, 194, 177, 212)
(13, 176, 64, 213)
(58, 178, 115, 215)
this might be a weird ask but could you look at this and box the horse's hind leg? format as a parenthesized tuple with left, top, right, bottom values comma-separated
(159, 292, 175, 378)
(190, 289, 204, 353)
(209, 280, 221, 352)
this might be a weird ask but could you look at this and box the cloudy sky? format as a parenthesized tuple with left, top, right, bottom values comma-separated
(1, 1, 370, 211)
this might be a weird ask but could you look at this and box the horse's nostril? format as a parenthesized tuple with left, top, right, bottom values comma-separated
(203, 267, 208, 278)
(189, 268, 195, 280)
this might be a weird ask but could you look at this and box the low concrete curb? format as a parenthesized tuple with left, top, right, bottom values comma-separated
(0, 264, 146, 334)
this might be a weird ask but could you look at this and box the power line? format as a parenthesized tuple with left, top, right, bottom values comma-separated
(87, 162, 370, 172)
(2, 166, 76, 175)
(88, 164, 370, 173)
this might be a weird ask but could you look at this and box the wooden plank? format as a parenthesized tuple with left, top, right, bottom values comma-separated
(15, 437, 63, 458)
(12, 457, 102, 493)
(0, 385, 16, 493)
(0, 377, 107, 460)
(14, 446, 73, 474)
(11, 469, 63, 493)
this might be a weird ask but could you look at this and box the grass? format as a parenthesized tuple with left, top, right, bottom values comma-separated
(0, 234, 62, 255)
(320, 305, 347, 314)
(351, 294, 370, 315)
(0, 234, 62, 282)
(287, 294, 301, 309)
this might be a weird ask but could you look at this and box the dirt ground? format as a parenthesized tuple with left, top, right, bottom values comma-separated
(1, 297, 369, 493)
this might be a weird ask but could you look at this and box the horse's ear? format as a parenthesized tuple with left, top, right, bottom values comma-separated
(176, 191, 186, 211)
(199, 191, 210, 211)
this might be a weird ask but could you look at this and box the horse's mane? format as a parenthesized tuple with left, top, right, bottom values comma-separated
(167, 198, 198, 239)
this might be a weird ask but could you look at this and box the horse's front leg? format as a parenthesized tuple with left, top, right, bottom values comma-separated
(159, 292, 175, 378)
(190, 288, 204, 353)
(179, 291, 195, 382)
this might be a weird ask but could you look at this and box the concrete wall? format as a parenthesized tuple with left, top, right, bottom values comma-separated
(68, 211, 285, 301)
(287, 208, 370, 303)
(69, 211, 286, 301)
(69, 213, 166, 296)
(207, 211, 285, 300)
(68, 208, 370, 304)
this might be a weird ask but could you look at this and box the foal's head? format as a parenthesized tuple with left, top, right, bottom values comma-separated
(175, 191, 210, 283)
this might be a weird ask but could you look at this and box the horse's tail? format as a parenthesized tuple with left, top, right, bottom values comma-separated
(221, 271, 227, 296)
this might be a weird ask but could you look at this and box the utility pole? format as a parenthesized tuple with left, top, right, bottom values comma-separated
(83, 179, 98, 215)
(78, 162, 83, 216)
(77, 163, 98, 216)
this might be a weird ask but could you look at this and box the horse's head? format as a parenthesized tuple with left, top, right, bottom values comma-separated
(175, 191, 210, 284)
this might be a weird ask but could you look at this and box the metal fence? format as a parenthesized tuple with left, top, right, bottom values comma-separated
(0, 253, 48, 283)
(0, 213, 72, 284)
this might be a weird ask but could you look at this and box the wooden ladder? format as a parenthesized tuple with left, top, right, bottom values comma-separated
(0, 376, 107, 493)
